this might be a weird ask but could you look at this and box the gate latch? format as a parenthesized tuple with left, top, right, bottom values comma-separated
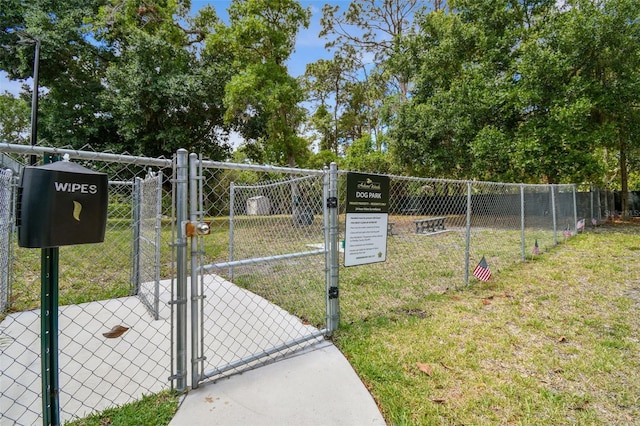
(186, 221, 211, 237)
(327, 197, 338, 209)
(328, 286, 339, 299)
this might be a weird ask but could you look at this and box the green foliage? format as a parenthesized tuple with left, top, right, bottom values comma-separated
(305, 149, 339, 169)
(390, 0, 640, 187)
(339, 135, 392, 173)
(1, 0, 232, 159)
(0, 91, 29, 143)
(212, 0, 311, 167)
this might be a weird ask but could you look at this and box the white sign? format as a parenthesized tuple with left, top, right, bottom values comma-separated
(344, 213, 388, 267)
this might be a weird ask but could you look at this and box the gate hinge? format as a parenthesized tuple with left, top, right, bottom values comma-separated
(327, 197, 338, 209)
(328, 286, 339, 299)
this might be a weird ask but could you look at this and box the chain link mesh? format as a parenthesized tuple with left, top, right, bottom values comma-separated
(0, 141, 613, 423)
(193, 165, 327, 382)
(0, 169, 13, 315)
(337, 175, 579, 324)
(133, 171, 164, 320)
(0, 145, 174, 424)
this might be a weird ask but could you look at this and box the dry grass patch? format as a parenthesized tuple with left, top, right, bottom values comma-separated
(335, 221, 640, 425)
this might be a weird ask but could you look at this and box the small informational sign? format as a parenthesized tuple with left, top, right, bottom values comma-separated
(344, 172, 390, 267)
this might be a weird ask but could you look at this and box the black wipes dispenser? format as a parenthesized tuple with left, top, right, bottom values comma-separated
(17, 154, 108, 248)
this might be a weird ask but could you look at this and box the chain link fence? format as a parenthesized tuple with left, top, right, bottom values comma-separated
(0, 169, 13, 315)
(336, 175, 578, 324)
(0, 141, 615, 424)
(132, 171, 165, 320)
(0, 144, 175, 425)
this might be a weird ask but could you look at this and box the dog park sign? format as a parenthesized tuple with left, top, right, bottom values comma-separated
(344, 172, 390, 267)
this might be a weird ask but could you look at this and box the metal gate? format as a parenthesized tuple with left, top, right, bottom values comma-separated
(132, 171, 163, 320)
(0, 169, 13, 314)
(171, 151, 339, 390)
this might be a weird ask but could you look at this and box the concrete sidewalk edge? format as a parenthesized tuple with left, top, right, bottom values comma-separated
(168, 341, 385, 426)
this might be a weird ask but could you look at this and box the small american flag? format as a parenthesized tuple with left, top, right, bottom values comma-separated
(563, 228, 571, 238)
(473, 256, 491, 281)
(576, 218, 585, 231)
(533, 239, 540, 255)
(591, 218, 598, 227)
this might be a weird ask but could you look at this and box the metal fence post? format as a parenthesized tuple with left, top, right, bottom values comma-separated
(131, 177, 141, 294)
(154, 171, 163, 319)
(189, 153, 202, 389)
(572, 184, 578, 230)
(520, 185, 525, 261)
(464, 181, 472, 285)
(41, 153, 60, 426)
(550, 185, 558, 244)
(174, 149, 188, 392)
(325, 163, 340, 334)
(229, 181, 235, 280)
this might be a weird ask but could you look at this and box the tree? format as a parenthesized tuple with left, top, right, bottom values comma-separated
(320, 0, 425, 100)
(389, 0, 640, 190)
(0, 91, 29, 143)
(211, 0, 311, 167)
(91, 0, 230, 158)
(303, 55, 357, 154)
(0, 0, 116, 148)
(339, 134, 392, 173)
(550, 0, 640, 214)
(1, 0, 232, 158)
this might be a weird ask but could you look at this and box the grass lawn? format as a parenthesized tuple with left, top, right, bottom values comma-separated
(335, 220, 640, 425)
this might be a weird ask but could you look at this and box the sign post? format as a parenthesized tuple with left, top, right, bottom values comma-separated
(344, 172, 390, 267)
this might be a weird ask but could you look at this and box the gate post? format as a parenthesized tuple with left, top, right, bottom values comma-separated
(174, 149, 188, 392)
(325, 162, 340, 334)
(189, 153, 202, 389)
(131, 177, 141, 294)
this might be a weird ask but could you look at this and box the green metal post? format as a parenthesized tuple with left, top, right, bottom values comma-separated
(41, 247, 60, 426)
(41, 152, 60, 425)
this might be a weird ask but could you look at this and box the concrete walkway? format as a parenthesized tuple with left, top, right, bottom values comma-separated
(169, 340, 386, 426)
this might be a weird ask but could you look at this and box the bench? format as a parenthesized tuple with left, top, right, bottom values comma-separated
(414, 217, 446, 234)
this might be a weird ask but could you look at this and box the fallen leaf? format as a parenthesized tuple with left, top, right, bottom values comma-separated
(102, 325, 129, 339)
(440, 362, 453, 370)
(449, 295, 462, 301)
(430, 398, 446, 404)
(416, 362, 433, 376)
(482, 299, 491, 305)
(558, 336, 567, 343)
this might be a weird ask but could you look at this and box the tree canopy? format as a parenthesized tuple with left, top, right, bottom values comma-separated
(387, 0, 640, 195)
(1, 0, 639, 195)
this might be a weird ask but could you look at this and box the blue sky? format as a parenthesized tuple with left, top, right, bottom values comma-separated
(0, 0, 350, 96)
